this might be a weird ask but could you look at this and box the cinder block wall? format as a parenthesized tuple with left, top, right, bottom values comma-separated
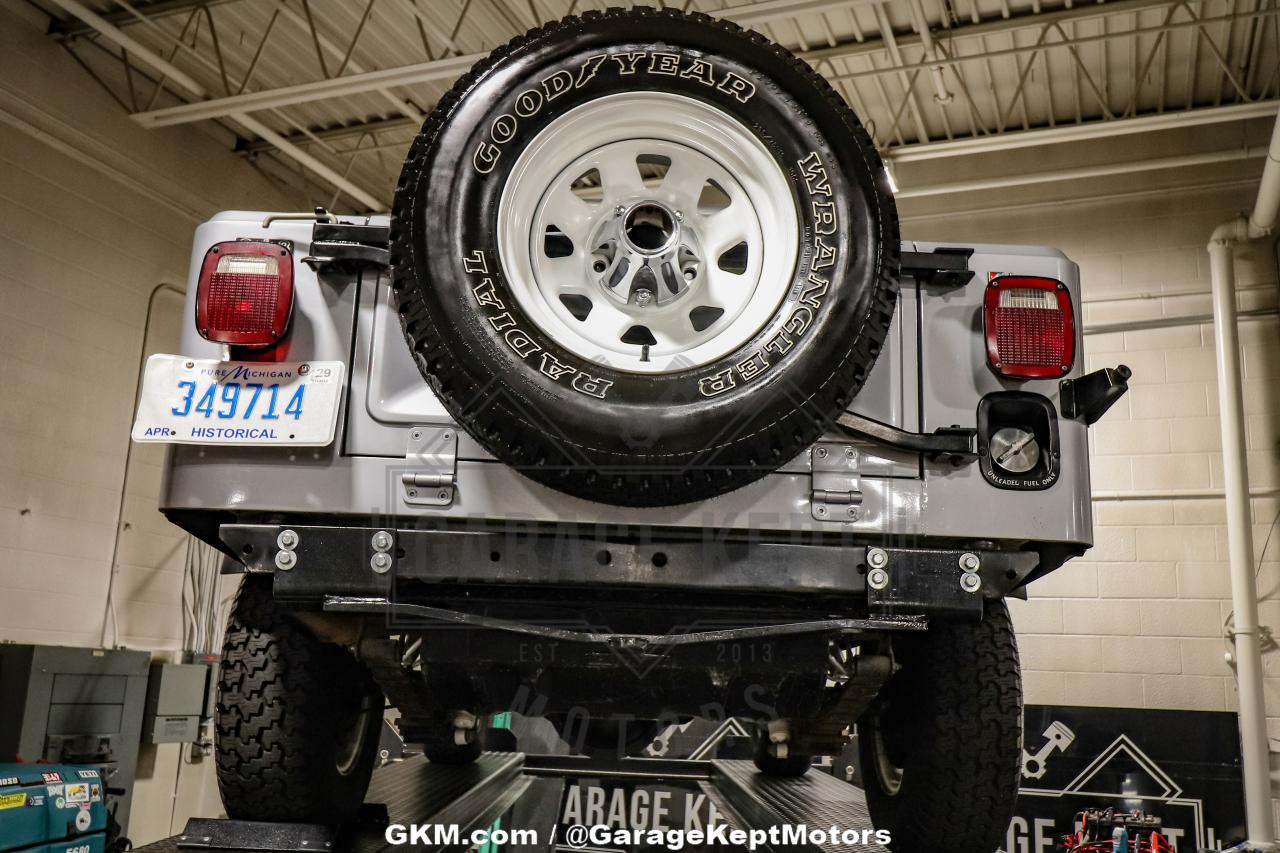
(901, 176, 1280, 816)
(0, 4, 308, 843)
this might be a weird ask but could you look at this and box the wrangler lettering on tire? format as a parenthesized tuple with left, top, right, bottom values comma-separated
(391, 7, 898, 506)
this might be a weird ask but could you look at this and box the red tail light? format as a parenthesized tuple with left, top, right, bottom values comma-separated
(196, 241, 294, 346)
(983, 275, 1075, 378)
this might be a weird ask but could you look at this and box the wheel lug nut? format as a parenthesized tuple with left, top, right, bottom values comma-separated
(635, 290, 653, 307)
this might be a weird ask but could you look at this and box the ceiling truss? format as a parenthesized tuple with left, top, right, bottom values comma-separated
(35, 0, 1280, 211)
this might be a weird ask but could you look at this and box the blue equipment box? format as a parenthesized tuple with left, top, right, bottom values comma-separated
(0, 765, 107, 853)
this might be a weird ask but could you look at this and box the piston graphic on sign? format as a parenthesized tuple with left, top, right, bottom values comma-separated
(1021, 720, 1076, 780)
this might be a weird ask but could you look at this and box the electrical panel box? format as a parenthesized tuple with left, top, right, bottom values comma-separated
(141, 663, 208, 744)
(0, 645, 149, 834)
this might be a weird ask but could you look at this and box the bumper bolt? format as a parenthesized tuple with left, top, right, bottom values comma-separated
(371, 531, 393, 552)
(960, 572, 983, 593)
(370, 552, 393, 574)
(959, 552, 980, 572)
(277, 529, 298, 550)
(867, 567, 889, 590)
(274, 550, 296, 571)
(867, 547, 888, 569)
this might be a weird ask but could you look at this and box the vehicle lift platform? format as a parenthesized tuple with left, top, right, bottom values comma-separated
(137, 753, 888, 853)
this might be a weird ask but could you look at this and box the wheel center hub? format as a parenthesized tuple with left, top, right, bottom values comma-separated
(623, 201, 679, 255)
(590, 199, 700, 309)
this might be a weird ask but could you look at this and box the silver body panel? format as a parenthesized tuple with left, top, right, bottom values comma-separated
(162, 212, 1092, 550)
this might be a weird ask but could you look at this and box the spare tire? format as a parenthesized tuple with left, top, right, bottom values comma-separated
(391, 7, 898, 507)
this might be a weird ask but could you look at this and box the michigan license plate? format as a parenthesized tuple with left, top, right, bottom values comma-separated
(131, 355, 345, 446)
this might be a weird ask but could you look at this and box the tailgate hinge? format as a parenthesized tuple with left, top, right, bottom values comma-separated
(402, 426, 458, 507)
(810, 441, 862, 522)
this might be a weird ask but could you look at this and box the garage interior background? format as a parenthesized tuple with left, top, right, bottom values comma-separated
(1, 0, 1278, 845)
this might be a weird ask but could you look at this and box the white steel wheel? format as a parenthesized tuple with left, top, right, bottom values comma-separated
(499, 93, 799, 374)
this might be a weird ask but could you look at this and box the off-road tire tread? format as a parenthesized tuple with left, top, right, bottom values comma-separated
(390, 6, 899, 506)
(858, 602, 1022, 853)
(215, 576, 382, 824)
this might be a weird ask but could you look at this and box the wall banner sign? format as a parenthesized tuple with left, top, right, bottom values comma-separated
(505, 705, 1246, 853)
(1009, 705, 1246, 853)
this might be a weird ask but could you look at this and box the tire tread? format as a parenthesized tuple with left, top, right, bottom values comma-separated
(215, 577, 381, 824)
(859, 602, 1023, 853)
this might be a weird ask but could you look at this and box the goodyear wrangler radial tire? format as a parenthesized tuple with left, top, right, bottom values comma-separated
(856, 601, 1024, 853)
(215, 576, 384, 824)
(391, 7, 898, 506)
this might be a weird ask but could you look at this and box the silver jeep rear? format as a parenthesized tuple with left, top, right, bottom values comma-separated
(161, 211, 1094, 591)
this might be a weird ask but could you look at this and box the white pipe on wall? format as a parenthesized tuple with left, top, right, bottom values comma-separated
(1250, 114, 1280, 234)
(895, 146, 1268, 198)
(1224, 105, 1280, 851)
(1208, 210, 1277, 850)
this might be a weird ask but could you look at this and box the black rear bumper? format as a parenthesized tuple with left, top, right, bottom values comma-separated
(219, 523, 1039, 620)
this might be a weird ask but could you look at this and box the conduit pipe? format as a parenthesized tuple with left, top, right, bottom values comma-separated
(895, 145, 1267, 198)
(45, 0, 384, 212)
(1206, 106, 1280, 851)
(906, 0, 954, 104)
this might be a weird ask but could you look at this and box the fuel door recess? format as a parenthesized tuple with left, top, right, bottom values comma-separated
(977, 392, 1061, 490)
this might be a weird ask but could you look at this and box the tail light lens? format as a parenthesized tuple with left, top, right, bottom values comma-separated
(196, 241, 294, 346)
(983, 275, 1075, 378)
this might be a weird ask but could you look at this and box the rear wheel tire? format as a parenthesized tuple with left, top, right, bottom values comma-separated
(856, 601, 1022, 853)
(215, 576, 383, 825)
